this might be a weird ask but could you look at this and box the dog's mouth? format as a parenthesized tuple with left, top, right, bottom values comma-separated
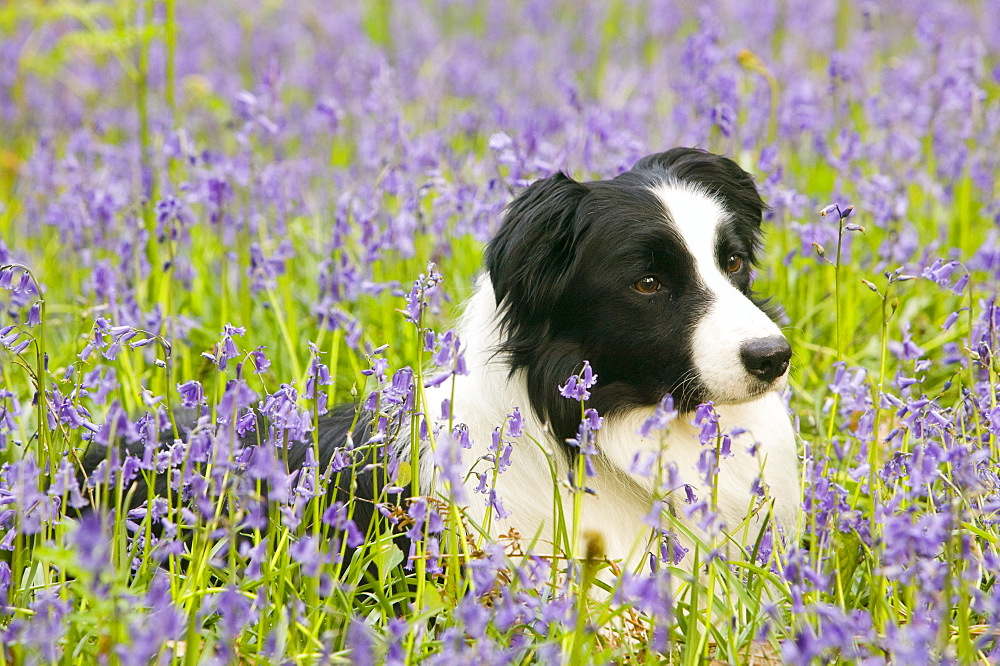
(746, 359, 792, 393)
(693, 365, 789, 409)
(749, 373, 788, 398)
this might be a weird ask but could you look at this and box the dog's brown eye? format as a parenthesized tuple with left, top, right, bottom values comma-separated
(633, 276, 661, 294)
(727, 255, 744, 274)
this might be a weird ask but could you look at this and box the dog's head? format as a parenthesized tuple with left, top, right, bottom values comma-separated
(485, 147, 791, 444)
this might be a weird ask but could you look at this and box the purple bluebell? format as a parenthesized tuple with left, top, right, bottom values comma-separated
(213, 323, 246, 371)
(289, 534, 322, 577)
(693, 401, 720, 445)
(639, 394, 678, 438)
(828, 363, 872, 413)
(345, 616, 377, 665)
(210, 587, 254, 641)
(427, 329, 469, 387)
(261, 383, 312, 445)
(474, 472, 490, 495)
(0, 560, 10, 607)
(217, 378, 256, 423)
(249, 346, 271, 373)
(26, 302, 40, 327)
(176, 379, 204, 409)
(487, 488, 511, 520)
(247, 239, 295, 293)
(559, 360, 597, 401)
(503, 408, 523, 438)
(94, 401, 141, 447)
(8, 592, 71, 662)
(403, 263, 443, 325)
(434, 428, 470, 503)
(383, 367, 415, 408)
(48, 458, 87, 509)
(71, 511, 112, 579)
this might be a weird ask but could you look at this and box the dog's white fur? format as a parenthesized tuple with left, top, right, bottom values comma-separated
(412, 183, 799, 572)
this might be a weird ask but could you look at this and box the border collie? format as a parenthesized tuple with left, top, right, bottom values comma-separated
(84, 147, 799, 573)
(386, 147, 799, 571)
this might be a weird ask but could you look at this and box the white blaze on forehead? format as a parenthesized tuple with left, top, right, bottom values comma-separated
(647, 182, 727, 284)
(647, 181, 788, 403)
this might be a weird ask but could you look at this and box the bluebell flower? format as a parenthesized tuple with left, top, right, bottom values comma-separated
(247, 239, 295, 293)
(321, 501, 364, 548)
(435, 428, 470, 503)
(384, 617, 408, 666)
(455, 593, 491, 635)
(249, 346, 271, 373)
(214, 322, 246, 371)
(345, 616, 377, 665)
(660, 530, 688, 565)
(0, 560, 10, 610)
(695, 446, 719, 486)
(7, 334, 31, 355)
(639, 394, 678, 438)
(154, 194, 189, 242)
(176, 379, 204, 409)
(467, 543, 504, 598)
(888, 322, 925, 361)
(566, 407, 602, 481)
(819, 202, 855, 220)
(11, 592, 71, 662)
(828, 362, 872, 413)
(383, 367, 415, 407)
(629, 451, 657, 478)
(403, 263, 443, 324)
(218, 379, 256, 423)
(71, 512, 112, 580)
(710, 102, 736, 137)
(507, 407, 524, 438)
(497, 442, 514, 472)
(210, 587, 254, 641)
(289, 534, 322, 577)
(95, 401, 141, 447)
(487, 488, 511, 519)
(559, 360, 597, 401)
(262, 383, 312, 445)
(693, 401, 720, 445)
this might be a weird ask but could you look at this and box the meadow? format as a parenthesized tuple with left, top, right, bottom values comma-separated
(1, 1, 999, 663)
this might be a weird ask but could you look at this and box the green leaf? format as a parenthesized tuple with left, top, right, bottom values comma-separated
(375, 541, 405, 581)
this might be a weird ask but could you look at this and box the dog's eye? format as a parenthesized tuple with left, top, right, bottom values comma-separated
(633, 276, 661, 294)
(726, 255, 744, 274)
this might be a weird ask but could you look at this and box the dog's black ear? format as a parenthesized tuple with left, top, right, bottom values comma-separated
(485, 172, 590, 319)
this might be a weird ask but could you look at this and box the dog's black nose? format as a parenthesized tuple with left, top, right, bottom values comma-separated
(740, 335, 792, 382)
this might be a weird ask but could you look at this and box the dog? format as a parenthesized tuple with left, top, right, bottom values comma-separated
(83, 147, 799, 575)
(382, 147, 798, 571)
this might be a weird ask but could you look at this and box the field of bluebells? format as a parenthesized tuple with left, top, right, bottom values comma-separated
(2, 0, 1000, 663)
